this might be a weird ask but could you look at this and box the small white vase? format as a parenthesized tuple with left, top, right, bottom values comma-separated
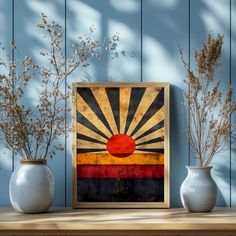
(180, 166, 217, 212)
(9, 159, 55, 214)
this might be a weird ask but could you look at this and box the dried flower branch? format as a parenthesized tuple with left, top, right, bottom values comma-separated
(0, 13, 119, 160)
(180, 34, 236, 166)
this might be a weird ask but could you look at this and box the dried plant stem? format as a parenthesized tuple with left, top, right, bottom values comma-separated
(180, 34, 236, 166)
(0, 13, 119, 160)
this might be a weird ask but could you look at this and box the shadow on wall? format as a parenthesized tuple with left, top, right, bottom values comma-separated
(0, 0, 14, 206)
(191, 0, 232, 207)
(231, 0, 236, 206)
(142, 0, 189, 207)
(170, 85, 188, 206)
(190, 0, 231, 207)
(230, 129, 236, 206)
(0, 1, 14, 171)
(67, 0, 141, 82)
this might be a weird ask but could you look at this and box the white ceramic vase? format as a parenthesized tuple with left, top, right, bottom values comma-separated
(9, 159, 55, 214)
(180, 166, 217, 212)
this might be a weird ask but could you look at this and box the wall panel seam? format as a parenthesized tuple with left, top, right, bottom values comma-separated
(64, 0, 67, 208)
(11, 0, 15, 172)
(188, 0, 191, 166)
(141, 0, 143, 82)
(229, 0, 232, 207)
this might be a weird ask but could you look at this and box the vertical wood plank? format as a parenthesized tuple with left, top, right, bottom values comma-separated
(231, 0, 236, 207)
(190, 0, 231, 206)
(67, 0, 141, 83)
(0, 0, 13, 206)
(66, 0, 141, 206)
(143, 0, 189, 207)
(13, 0, 66, 206)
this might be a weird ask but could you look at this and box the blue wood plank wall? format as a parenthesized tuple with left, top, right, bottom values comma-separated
(0, 0, 235, 207)
(190, 0, 231, 206)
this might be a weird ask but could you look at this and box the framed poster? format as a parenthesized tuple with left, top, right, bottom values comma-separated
(72, 82, 169, 208)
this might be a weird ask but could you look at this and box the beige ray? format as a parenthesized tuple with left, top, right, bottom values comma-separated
(77, 139, 107, 149)
(77, 93, 113, 138)
(77, 122, 108, 143)
(91, 87, 118, 135)
(136, 141, 164, 149)
(120, 88, 131, 134)
(131, 106, 164, 140)
(126, 88, 161, 136)
(135, 127, 164, 144)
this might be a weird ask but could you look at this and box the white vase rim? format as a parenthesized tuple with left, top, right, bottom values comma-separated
(20, 159, 47, 165)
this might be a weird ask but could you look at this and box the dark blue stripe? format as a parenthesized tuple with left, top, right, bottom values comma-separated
(77, 178, 164, 202)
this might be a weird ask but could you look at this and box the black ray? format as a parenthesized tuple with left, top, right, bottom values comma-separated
(136, 149, 164, 153)
(106, 87, 120, 133)
(77, 133, 107, 145)
(136, 137, 164, 146)
(77, 148, 107, 154)
(134, 120, 164, 141)
(130, 87, 164, 137)
(77, 88, 114, 135)
(124, 87, 146, 134)
(77, 111, 109, 140)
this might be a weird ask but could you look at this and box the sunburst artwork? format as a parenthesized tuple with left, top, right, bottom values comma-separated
(72, 83, 169, 208)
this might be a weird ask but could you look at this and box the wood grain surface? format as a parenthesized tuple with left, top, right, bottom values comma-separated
(0, 207, 236, 235)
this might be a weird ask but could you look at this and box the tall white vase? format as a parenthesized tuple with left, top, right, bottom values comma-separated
(180, 166, 217, 212)
(9, 159, 55, 214)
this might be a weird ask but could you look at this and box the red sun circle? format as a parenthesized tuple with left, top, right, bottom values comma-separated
(107, 134, 136, 158)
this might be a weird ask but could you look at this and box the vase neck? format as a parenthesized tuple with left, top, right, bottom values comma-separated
(186, 166, 212, 177)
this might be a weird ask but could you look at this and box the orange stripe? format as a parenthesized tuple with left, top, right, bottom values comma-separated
(77, 153, 164, 165)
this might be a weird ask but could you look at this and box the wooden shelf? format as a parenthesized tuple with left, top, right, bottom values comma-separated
(0, 207, 235, 235)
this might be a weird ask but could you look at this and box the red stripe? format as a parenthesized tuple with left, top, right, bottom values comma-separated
(77, 165, 164, 179)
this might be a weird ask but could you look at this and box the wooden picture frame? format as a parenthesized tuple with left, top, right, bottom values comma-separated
(72, 82, 170, 208)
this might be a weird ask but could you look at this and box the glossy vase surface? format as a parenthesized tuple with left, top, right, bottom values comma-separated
(180, 166, 217, 212)
(9, 159, 55, 214)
